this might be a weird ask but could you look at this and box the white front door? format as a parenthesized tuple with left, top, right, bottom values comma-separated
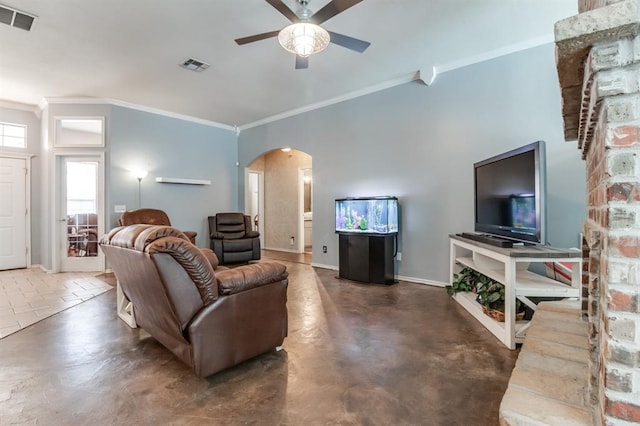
(0, 157, 27, 270)
(58, 155, 104, 272)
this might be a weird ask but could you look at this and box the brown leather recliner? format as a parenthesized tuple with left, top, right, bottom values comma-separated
(119, 208, 197, 244)
(208, 213, 260, 264)
(99, 224, 288, 378)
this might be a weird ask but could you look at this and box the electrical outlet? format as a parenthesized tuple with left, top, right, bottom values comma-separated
(322, 245, 327, 253)
(114, 205, 126, 213)
(397, 252, 402, 261)
(290, 236, 294, 245)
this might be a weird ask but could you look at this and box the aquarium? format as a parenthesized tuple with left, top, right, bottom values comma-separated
(335, 196, 398, 235)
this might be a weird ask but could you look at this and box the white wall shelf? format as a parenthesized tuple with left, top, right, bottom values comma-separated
(155, 177, 211, 185)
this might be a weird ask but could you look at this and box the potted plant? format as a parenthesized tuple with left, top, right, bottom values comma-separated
(446, 267, 480, 296)
(447, 267, 524, 322)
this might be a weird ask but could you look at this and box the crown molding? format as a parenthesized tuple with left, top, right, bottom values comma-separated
(435, 34, 555, 74)
(21, 35, 555, 133)
(0, 99, 40, 116)
(239, 72, 419, 131)
(41, 97, 236, 132)
(238, 35, 555, 131)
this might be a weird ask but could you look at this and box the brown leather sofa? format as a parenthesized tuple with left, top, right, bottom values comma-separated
(208, 213, 260, 264)
(99, 224, 288, 378)
(119, 208, 197, 244)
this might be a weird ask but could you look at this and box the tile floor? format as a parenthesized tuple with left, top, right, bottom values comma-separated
(0, 268, 112, 338)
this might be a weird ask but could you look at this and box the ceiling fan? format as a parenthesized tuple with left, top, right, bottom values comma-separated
(235, 0, 370, 69)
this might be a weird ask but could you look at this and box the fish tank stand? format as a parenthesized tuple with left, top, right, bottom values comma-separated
(338, 233, 395, 284)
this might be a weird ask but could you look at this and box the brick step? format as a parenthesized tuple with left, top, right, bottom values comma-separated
(499, 300, 593, 425)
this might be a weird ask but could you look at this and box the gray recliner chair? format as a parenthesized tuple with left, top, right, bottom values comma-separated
(208, 213, 261, 264)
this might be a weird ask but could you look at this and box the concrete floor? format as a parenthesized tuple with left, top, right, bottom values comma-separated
(0, 258, 518, 425)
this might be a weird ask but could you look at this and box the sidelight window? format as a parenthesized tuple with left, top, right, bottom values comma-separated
(0, 122, 26, 148)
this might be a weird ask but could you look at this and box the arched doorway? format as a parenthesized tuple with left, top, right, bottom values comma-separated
(245, 148, 312, 258)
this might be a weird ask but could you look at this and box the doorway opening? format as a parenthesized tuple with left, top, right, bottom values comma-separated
(301, 168, 312, 253)
(56, 154, 105, 272)
(245, 170, 264, 249)
(245, 148, 312, 260)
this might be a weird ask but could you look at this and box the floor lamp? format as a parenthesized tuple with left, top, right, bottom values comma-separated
(133, 170, 148, 208)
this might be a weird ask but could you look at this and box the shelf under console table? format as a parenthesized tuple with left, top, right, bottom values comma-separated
(449, 234, 581, 349)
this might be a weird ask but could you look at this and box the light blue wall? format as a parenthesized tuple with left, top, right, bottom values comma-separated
(1, 43, 586, 278)
(108, 106, 238, 246)
(2, 103, 237, 270)
(238, 43, 586, 283)
(0, 106, 42, 265)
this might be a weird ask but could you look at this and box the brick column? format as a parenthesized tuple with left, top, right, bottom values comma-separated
(556, 1, 640, 424)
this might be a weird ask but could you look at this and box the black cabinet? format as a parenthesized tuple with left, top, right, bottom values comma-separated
(338, 233, 395, 284)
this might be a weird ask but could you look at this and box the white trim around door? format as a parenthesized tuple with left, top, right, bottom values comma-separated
(0, 153, 32, 270)
(52, 151, 105, 272)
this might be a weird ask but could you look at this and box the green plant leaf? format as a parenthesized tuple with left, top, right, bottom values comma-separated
(487, 293, 501, 303)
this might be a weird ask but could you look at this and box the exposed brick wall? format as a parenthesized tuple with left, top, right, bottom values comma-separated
(579, 0, 627, 13)
(582, 235, 592, 320)
(581, 34, 640, 425)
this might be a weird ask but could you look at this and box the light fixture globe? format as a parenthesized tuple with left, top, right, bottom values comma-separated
(278, 22, 330, 57)
(132, 170, 148, 181)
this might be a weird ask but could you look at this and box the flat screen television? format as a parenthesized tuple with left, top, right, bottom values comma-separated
(474, 141, 546, 244)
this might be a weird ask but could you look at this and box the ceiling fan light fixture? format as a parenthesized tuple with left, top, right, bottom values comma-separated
(278, 22, 329, 57)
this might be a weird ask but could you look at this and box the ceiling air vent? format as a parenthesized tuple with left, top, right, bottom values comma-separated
(0, 5, 36, 31)
(180, 58, 210, 72)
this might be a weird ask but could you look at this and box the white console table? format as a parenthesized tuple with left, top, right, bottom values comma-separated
(449, 235, 581, 349)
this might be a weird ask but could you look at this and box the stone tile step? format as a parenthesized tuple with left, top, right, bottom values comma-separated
(500, 300, 591, 425)
(500, 386, 592, 426)
(520, 338, 589, 364)
(508, 365, 589, 407)
(525, 325, 589, 350)
(534, 302, 582, 320)
(528, 309, 586, 337)
(516, 350, 588, 381)
(535, 308, 586, 325)
(536, 299, 581, 315)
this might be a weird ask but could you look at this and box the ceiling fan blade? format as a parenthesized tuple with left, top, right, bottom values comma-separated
(265, 0, 300, 23)
(327, 31, 370, 53)
(310, 0, 363, 25)
(235, 30, 280, 45)
(295, 55, 309, 69)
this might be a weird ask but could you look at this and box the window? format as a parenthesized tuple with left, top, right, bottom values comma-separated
(0, 122, 27, 148)
(66, 161, 97, 214)
(54, 117, 104, 147)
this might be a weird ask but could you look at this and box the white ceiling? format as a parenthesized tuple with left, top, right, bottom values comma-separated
(0, 0, 578, 128)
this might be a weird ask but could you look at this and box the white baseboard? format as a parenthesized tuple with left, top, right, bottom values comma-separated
(34, 264, 52, 273)
(310, 262, 338, 270)
(309, 263, 447, 287)
(263, 247, 301, 254)
(28, 264, 112, 275)
(396, 275, 447, 287)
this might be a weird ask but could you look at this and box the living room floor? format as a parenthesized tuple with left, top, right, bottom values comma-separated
(0, 268, 112, 338)
(0, 255, 518, 425)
